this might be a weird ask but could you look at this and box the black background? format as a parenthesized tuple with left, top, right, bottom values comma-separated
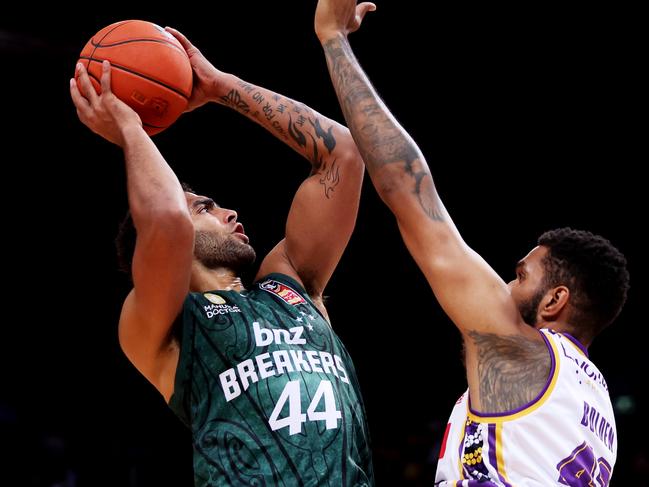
(1, 2, 645, 485)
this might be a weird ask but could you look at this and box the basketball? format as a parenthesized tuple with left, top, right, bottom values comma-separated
(76, 20, 193, 135)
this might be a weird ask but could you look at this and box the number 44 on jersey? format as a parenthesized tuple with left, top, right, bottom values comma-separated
(269, 380, 341, 435)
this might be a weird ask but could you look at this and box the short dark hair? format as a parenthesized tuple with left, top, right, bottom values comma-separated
(538, 227, 629, 338)
(115, 182, 195, 277)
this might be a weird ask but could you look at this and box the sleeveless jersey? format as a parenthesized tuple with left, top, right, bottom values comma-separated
(435, 329, 616, 486)
(169, 273, 374, 486)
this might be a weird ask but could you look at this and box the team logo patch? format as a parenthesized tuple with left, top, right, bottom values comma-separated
(259, 279, 306, 305)
(204, 293, 226, 305)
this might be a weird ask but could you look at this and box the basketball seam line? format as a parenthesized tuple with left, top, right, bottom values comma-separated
(91, 37, 187, 57)
(87, 20, 137, 78)
(79, 56, 190, 100)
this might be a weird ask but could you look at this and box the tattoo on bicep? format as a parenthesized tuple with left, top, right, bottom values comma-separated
(467, 331, 551, 412)
(221, 89, 250, 114)
(319, 159, 341, 199)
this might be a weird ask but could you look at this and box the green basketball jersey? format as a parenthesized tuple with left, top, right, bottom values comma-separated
(169, 273, 374, 486)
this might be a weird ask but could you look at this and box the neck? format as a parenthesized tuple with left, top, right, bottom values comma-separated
(536, 320, 591, 348)
(190, 263, 245, 293)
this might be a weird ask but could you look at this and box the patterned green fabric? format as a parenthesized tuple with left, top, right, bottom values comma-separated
(169, 273, 373, 486)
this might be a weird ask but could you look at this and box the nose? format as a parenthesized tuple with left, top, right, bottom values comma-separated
(220, 208, 237, 224)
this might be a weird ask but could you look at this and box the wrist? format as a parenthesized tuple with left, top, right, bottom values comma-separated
(209, 72, 239, 102)
(119, 124, 148, 146)
(317, 29, 346, 45)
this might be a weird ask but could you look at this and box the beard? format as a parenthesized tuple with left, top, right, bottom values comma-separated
(194, 230, 256, 273)
(517, 285, 548, 327)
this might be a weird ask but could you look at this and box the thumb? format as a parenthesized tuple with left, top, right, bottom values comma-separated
(356, 2, 377, 24)
(165, 26, 195, 52)
(100, 60, 112, 94)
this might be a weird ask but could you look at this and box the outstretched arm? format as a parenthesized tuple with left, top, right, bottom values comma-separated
(167, 28, 365, 310)
(315, 1, 545, 409)
(70, 62, 194, 396)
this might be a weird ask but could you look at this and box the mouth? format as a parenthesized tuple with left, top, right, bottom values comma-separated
(233, 223, 249, 244)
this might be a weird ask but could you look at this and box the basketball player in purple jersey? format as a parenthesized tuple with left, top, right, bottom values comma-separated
(314, 0, 630, 484)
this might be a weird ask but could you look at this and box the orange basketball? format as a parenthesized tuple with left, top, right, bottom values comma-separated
(76, 20, 192, 135)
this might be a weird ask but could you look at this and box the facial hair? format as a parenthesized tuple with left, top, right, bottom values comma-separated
(517, 284, 547, 327)
(194, 230, 256, 273)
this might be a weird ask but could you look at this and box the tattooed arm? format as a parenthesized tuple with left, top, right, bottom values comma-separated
(315, 0, 549, 410)
(165, 28, 364, 312)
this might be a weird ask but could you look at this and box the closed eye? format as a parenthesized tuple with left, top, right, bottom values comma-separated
(194, 198, 216, 214)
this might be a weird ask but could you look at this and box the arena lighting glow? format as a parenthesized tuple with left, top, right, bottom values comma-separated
(614, 395, 636, 415)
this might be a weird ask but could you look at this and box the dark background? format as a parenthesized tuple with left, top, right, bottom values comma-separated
(1, 2, 645, 485)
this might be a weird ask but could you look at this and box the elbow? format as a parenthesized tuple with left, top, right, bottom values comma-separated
(334, 144, 365, 175)
(130, 190, 191, 228)
(153, 208, 194, 237)
(134, 206, 194, 240)
(369, 169, 404, 208)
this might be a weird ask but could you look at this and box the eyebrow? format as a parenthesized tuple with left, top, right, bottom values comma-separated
(191, 198, 219, 209)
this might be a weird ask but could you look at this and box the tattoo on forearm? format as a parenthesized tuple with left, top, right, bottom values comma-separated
(288, 114, 307, 148)
(271, 120, 287, 138)
(467, 331, 551, 412)
(306, 117, 337, 172)
(307, 132, 324, 172)
(220, 89, 250, 114)
(236, 80, 255, 94)
(294, 117, 337, 172)
(319, 159, 341, 199)
(323, 37, 444, 221)
(309, 118, 336, 153)
(227, 82, 340, 173)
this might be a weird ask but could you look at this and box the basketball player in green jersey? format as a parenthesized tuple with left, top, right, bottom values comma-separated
(69, 27, 373, 486)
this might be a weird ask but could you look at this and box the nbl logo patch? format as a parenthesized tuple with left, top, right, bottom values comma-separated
(259, 279, 306, 305)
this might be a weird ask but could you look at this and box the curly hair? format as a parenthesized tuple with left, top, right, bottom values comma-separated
(538, 227, 629, 338)
(115, 182, 195, 277)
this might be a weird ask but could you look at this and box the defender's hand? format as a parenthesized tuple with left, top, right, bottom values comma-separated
(315, 0, 376, 42)
(70, 61, 143, 146)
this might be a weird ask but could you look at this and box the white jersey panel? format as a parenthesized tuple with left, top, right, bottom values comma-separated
(435, 329, 616, 486)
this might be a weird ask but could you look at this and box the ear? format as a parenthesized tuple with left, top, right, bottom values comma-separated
(539, 286, 570, 320)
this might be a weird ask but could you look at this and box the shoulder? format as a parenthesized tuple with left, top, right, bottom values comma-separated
(254, 273, 330, 322)
(468, 328, 552, 413)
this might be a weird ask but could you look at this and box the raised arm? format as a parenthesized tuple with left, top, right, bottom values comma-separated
(314, 1, 546, 406)
(167, 28, 365, 309)
(70, 62, 194, 392)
